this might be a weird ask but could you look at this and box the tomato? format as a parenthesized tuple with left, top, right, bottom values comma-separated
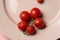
(37, 0, 44, 3)
(30, 8, 42, 19)
(34, 18, 45, 29)
(20, 11, 30, 21)
(18, 21, 27, 31)
(26, 26, 36, 35)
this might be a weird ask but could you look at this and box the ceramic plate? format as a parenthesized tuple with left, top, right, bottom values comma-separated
(0, 0, 60, 40)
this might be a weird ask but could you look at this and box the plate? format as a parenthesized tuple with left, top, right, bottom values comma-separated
(4, 0, 60, 25)
(0, 0, 60, 40)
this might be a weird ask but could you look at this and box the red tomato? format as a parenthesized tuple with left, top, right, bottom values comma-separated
(18, 21, 27, 31)
(26, 26, 35, 35)
(20, 11, 30, 21)
(34, 18, 45, 29)
(37, 0, 44, 3)
(30, 8, 42, 19)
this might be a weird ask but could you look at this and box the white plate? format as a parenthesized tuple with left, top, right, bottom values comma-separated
(0, 0, 60, 40)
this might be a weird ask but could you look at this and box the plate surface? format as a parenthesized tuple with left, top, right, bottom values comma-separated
(0, 0, 60, 40)
(4, 0, 60, 25)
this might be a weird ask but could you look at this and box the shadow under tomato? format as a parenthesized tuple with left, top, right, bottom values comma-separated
(57, 38, 60, 40)
(30, 30, 37, 35)
(23, 30, 37, 36)
(39, 23, 46, 30)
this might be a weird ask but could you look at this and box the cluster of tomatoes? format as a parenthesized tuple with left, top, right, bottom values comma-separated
(18, 7, 46, 35)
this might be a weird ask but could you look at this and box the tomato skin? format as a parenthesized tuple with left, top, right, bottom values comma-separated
(37, 0, 44, 3)
(26, 26, 35, 35)
(30, 8, 42, 19)
(34, 18, 45, 29)
(20, 11, 30, 21)
(18, 21, 27, 31)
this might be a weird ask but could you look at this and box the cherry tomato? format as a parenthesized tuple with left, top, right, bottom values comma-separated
(37, 0, 44, 3)
(26, 26, 35, 35)
(34, 18, 45, 29)
(18, 21, 27, 31)
(30, 8, 42, 19)
(20, 11, 30, 21)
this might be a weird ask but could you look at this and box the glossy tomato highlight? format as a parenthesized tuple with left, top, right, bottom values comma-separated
(34, 18, 45, 29)
(30, 8, 42, 19)
(26, 26, 36, 35)
(18, 21, 27, 31)
(20, 11, 30, 21)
